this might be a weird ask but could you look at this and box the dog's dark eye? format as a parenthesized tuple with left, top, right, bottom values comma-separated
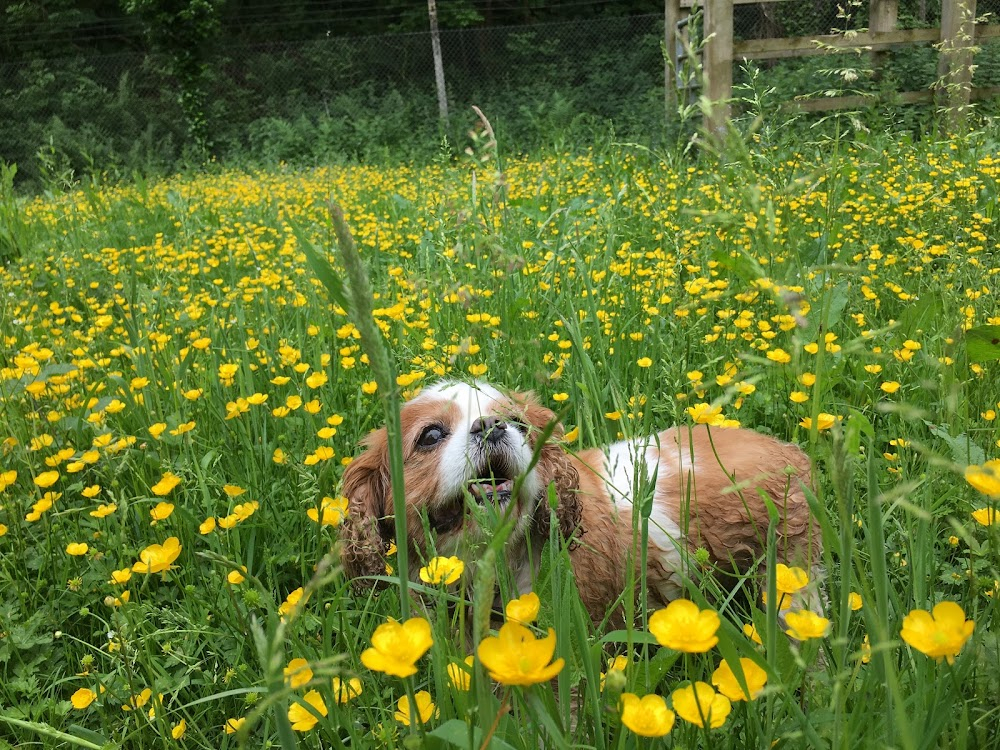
(417, 425, 446, 449)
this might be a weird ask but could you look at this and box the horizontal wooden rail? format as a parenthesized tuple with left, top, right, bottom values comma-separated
(681, 0, 791, 6)
(734, 23, 1000, 61)
(786, 86, 1000, 112)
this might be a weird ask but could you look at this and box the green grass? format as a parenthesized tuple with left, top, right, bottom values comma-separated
(1, 127, 999, 749)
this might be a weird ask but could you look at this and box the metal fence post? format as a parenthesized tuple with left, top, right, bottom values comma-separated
(428, 0, 449, 127)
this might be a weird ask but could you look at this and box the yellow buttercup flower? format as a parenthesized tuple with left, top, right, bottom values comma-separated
(66, 542, 89, 556)
(149, 501, 174, 523)
(770, 563, 810, 610)
(331, 676, 363, 703)
(505, 592, 540, 624)
(307, 495, 348, 527)
(222, 484, 245, 497)
(171, 719, 186, 739)
(279, 587, 305, 617)
(686, 402, 724, 426)
(446, 656, 474, 691)
(71, 687, 98, 709)
(972, 507, 998, 526)
(766, 348, 792, 364)
(395, 690, 438, 726)
(849, 592, 863, 610)
(34, 470, 60, 488)
(287, 690, 327, 732)
(619, 693, 675, 737)
(150, 471, 181, 496)
(900, 601, 975, 664)
(637, 357, 653, 368)
(784, 610, 830, 640)
(0, 469, 17, 491)
(711, 657, 768, 701)
(671, 682, 731, 729)
(477, 621, 564, 686)
(232, 501, 258, 521)
(169, 420, 195, 436)
(132, 537, 182, 573)
(361, 617, 433, 678)
(419, 555, 465, 585)
(284, 658, 313, 689)
(224, 717, 245, 734)
(123, 687, 152, 711)
(799, 413, 837, 431)
(648, 600, 720, 653)
(965, 460, 1000, 497)
(305, 371, 328, 388)
(775, 563, 810, 594)
(110, 568, 132, 585)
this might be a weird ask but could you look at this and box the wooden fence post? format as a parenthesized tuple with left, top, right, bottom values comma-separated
(665, 0, 681, 116)
(869, 0, 898, 78)
(937, 0, 976, 130)
(703, 0, 733, 136)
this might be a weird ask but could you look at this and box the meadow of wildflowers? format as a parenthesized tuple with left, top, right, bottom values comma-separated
(1, 134, 999, 748)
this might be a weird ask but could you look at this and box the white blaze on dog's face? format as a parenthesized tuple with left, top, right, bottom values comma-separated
(340, 380, 576, 585)
(402, 381, 542, 551)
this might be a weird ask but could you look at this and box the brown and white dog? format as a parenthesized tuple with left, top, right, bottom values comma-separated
(340, 381, 820, 625)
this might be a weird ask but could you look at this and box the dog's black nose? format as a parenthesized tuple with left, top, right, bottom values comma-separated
(471, 416, 507, 442)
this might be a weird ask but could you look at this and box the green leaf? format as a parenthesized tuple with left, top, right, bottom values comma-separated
(427, 719, 519, 750)
(598, 630, 659, 646)
(924, 422, 986, 467)
(845, 409, 875, 456)
(644, 644, 681, 689)
(65, 725, 110, 748)
(964, 325, 1000, 363)
(897, 290, 945, 337)
(816, 281, 850, 337)
(295, 223, 349, 310)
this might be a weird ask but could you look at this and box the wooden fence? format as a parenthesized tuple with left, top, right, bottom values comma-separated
(665, 0, 1000, 132)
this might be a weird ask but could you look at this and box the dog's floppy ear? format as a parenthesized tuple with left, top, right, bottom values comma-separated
(339, 428, 393, 590)
(510, 391, 582, 546)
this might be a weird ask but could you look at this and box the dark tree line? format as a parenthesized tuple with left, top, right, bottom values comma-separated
(1, 0, 667, 61)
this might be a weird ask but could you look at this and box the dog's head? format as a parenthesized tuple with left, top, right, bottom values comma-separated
(339, 380, 580, 586)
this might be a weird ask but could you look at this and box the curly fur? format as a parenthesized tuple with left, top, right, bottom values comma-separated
(339, 432, 392, 589)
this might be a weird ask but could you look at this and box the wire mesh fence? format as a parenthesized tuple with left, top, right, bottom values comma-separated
(2, 3, 1000, 190)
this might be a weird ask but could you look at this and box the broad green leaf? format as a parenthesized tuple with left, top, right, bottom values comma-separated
(964, 325, 1000, 363)
(428, 719, 519, 750)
